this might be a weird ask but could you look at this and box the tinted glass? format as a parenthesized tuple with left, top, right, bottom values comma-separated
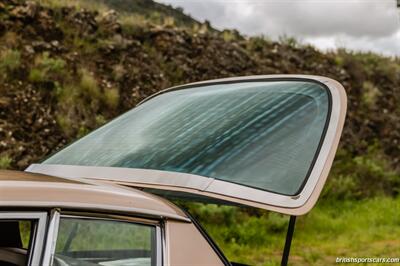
(44, 81, 329, 195)
(53, 218, 156, 266)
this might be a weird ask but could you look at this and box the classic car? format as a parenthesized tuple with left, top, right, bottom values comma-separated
(0, 75, 347, 266)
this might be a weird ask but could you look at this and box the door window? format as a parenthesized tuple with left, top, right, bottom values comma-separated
(52, 217, 159, 266)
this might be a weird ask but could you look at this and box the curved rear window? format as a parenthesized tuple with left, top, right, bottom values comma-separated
(44, 81, 330, 195)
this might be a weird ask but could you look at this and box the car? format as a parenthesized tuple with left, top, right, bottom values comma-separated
(1, 75, 347, 266)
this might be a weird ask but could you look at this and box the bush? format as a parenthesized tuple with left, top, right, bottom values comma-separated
(28, 68, 47, 83)
(112, 64, 126, 81)
(79, 69, 100, 98)
(0, 156, 12, 169)
(0, 49, 21, 72)
(120, 14, 149, 36)
(323, 145, 400, 200)
(362, 81, 380, 106)
(55, 68, 118, 137)
(28, 52, 66, 83)
(104, 88, 119, 108)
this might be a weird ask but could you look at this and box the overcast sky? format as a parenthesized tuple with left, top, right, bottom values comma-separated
(156, 0, 400, 56)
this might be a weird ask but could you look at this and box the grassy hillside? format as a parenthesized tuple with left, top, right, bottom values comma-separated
(1, 0, 399, 198)
(0, 1, 399, 265)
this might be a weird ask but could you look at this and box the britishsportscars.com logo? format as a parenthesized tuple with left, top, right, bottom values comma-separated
(336, 257, 400, 263)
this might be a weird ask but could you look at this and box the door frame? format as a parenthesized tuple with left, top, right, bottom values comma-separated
(0, 211, 47, 266)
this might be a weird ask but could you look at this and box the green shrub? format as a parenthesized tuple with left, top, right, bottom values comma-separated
(79, 68, 101, 99)
(0, 156, 12, 169)
(120, 14, 149, 36)
(333, 54, 344, 67)
(1, 32, 19, 47)
(77, 126, 90, 138)
(72, 36, 98, 54)
(95, 115, 107, 126)
(55, 83, 87, 137)
(246, 36, 270, 52)
(39, 52, 66, 72)
(362, 81, 381, 106)
(222, 30, 242, 42)
(323, 145, 400, 200)
(279, 35, 299, 48)
(112, 64, 126, 81)
(28, 52, 66, 83)
(104, 88, 119, 108)
(28, 68, 46, 83)
(0, 49, 21, 71)
(56, 114, 72, 136)
(37, 0, 108, 12)
(55, 69, 115, 137)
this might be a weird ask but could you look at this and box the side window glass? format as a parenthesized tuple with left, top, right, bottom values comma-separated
(53, 217, 158, 266)
(0, 220, 36, 266)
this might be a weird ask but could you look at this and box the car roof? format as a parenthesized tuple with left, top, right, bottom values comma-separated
(0, 170, 189, 221)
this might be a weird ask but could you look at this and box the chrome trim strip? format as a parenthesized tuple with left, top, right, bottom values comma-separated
(42, 209, 60, 266)
(156, 225, 162, 266)
(0, 211, 47, 266)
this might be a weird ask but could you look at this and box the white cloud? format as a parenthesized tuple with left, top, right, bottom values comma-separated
(305, 30, 400, 56)
(157, 0, 400, 55)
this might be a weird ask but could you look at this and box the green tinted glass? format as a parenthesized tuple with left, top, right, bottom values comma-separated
(44, 81, 330, 195)
(53, 218, 156, 265)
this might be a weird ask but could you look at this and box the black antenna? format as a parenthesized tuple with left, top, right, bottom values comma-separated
(281, 215, 297, 266)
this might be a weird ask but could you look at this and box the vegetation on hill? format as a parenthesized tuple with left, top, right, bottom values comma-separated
(0, 0, 399, 264)
(96, 0, 200, 27)
(1, 0, 399, 198)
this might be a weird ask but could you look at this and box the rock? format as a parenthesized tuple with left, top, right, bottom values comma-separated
(24, 45, 35, 54)
(9, 1, 39, 19)
(50, 40, 59, 47)
(68, 9, 98, 35)
(98, 9, 121, 34)
(31, 40, 51, 51)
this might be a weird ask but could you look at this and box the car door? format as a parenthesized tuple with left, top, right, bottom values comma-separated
(27, 75, 347, 215)
(42, 210, 225, 266)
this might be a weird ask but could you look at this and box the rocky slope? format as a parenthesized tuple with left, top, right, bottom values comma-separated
(96, 0, 200, 27)
(0, 0, 399, 198)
